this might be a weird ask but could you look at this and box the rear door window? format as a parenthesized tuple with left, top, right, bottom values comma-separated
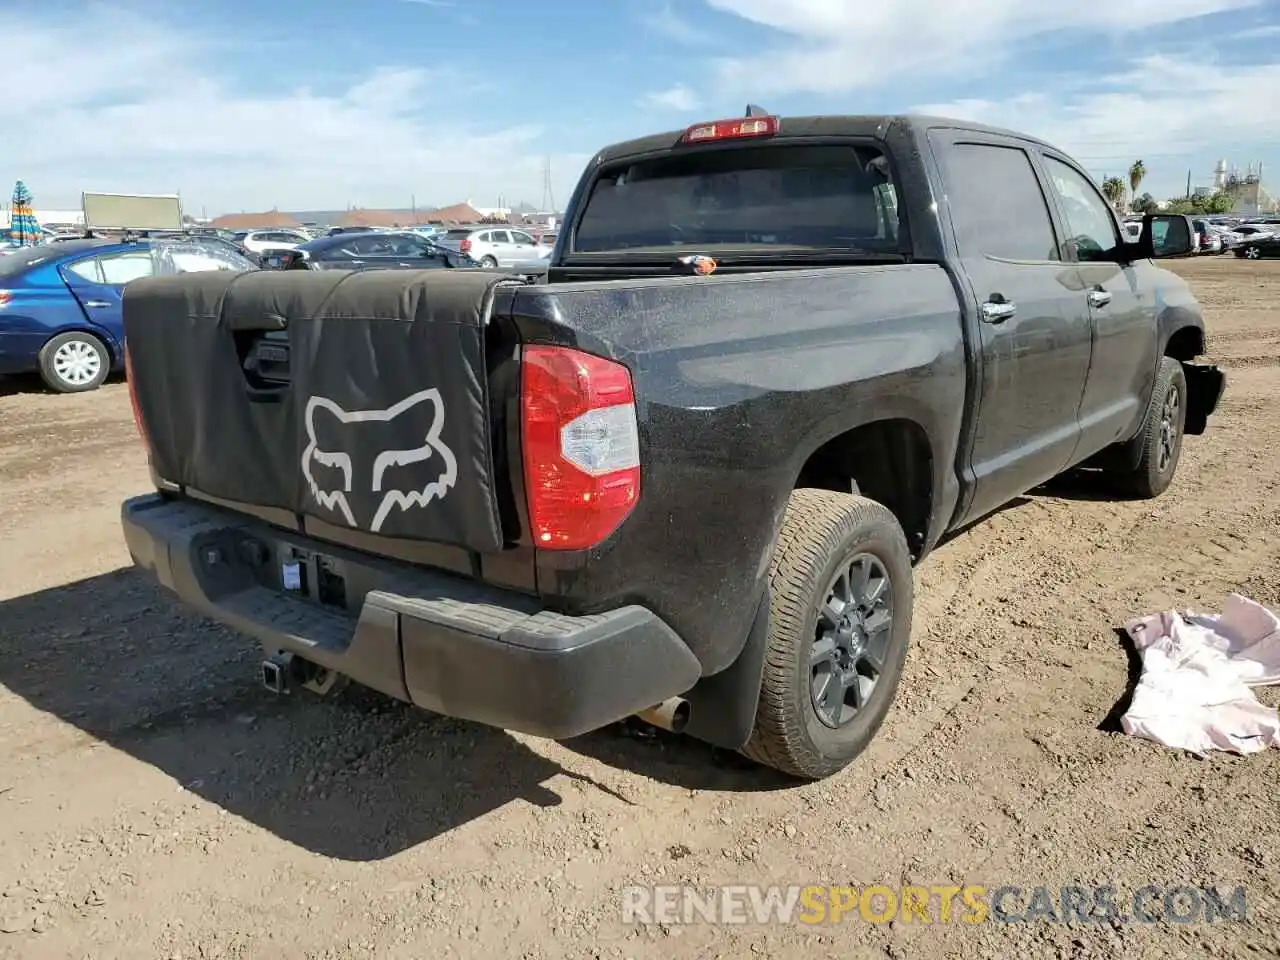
(572, 143, 901, 254)
(84, 252, 155, 285)
(938, 143, 1061, 261)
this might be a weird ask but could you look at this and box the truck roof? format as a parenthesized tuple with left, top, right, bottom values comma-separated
(590, 113, 1058, 166)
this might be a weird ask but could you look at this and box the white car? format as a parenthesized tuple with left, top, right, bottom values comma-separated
(240, 229, 310, 254)
(440, 226, 549, 269)
(1231, 223, 1275, 243)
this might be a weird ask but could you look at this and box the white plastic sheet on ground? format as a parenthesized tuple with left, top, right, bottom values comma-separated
(1121, 594, 1280, 756)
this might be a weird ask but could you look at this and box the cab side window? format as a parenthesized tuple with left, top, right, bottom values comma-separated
(1043, 157, 1120, 262)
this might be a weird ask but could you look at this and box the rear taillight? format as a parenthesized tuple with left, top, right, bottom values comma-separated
(459, 238, 472, 253)
(521, 345, 640, 550)
(124, 345, 148, 445)
(0, 290, 12, 308)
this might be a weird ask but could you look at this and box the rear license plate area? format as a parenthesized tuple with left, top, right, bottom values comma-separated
(279, 547, 348, 611)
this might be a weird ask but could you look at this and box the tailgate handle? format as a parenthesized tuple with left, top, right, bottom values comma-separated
(235, 330, 291, 397)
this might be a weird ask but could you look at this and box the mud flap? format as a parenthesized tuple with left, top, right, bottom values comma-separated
(123, 269, 517, 553)
(1182, 362, 1225, 436)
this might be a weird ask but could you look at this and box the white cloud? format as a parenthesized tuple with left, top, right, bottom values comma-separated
(1234, 23, 1280, 37)
(703, 0, 1266, 94)
(641, 85, 702, 111)
(640, 4, 709, 44)
(2, 6, 578, 213)
(913, 56, 1280, 192)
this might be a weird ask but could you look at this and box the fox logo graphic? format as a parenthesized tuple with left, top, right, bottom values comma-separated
(300, 389, 458, 533)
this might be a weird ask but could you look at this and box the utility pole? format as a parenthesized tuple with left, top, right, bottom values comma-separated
(541, 157, 555, 213)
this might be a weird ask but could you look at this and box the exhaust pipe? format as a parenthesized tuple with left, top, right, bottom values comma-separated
(635, 697, 691, 733)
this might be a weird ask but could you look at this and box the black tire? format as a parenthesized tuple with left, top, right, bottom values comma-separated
(1244, 246, 1262, 260)
(37, 331, 110, 393)
(741, 489, 914, 780)
(480, 256, 498, 269)
(1115, 356, 1187, 498)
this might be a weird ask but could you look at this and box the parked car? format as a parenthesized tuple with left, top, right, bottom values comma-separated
(1230, 224, 1275, 244)
(1191, 219, 1222, 254)
(271, 230, 478, 271)
(436, 226, 548, 268)
(1234, 233, 1280, 259)
(145, 230, 265, 265)
(240, 229, 310, 254)
(326, 225, 388, 237)
(119, 112, 1223, 782)
(0, 237, 257, 392)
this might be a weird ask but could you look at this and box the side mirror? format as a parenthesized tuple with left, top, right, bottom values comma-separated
(1135, 214, 1196, 260)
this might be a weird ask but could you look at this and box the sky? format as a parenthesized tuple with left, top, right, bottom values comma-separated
(5, 0, 1279, 216)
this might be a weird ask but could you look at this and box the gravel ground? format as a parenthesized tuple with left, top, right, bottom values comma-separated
(0, 256, 1277, 959)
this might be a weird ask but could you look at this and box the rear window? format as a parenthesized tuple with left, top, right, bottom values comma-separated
(571, 143, 900, 254)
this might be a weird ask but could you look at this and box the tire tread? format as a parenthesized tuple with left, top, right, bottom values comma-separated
(741, 489, 912, 780)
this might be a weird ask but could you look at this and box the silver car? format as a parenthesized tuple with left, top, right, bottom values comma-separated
(441, 226, 547, 269)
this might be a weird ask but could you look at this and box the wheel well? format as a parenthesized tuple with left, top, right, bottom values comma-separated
(44, 327, 115, 360)
(794, 419, 933, 558)
(1164, 325, 1204, 361)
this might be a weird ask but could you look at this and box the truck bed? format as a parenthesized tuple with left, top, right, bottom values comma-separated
(123, 262, 968, 694)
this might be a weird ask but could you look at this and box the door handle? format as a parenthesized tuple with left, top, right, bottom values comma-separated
(980, 299, 1016, 323)
(83, 300, 112, 308)
(1087, 290, 1112, 308)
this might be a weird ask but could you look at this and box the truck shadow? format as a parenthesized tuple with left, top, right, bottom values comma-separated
(0, 568, 579, 862)
(1033, 468, 1134, 503)
(562, 723, 797, 793)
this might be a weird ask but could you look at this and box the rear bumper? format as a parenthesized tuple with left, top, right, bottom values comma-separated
(121, 493, 701, 739)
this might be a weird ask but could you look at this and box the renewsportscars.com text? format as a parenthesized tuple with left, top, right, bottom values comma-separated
(621, 884, 1248, 926)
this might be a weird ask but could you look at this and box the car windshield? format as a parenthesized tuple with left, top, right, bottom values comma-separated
(572, 143, 901, 254)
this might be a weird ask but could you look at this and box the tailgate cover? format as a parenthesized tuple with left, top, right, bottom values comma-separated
(123, 269, 512, 553)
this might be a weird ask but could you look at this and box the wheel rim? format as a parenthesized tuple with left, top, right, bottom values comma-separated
(482, 257, 496, 269)
(52, 339, 102, 386)
(1246, 247, 1260, 259)
(1158, 383, 1180, 472)
(810, 553, 894, 729)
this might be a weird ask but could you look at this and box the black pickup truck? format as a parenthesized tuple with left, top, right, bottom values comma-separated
(119, 111, 1225, 780)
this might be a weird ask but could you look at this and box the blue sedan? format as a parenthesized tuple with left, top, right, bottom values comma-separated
(0, 237, 258, 392)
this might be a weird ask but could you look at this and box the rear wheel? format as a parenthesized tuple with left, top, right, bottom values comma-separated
(38, 331, 110, 393)
(741, 489, 914, 780)
(1245, 246, 1262, 260)
(480, 255, 498, 269)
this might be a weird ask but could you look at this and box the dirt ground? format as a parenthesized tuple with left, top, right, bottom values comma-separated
(1, 256, 1278, 960)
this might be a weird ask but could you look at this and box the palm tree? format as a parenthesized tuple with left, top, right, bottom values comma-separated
(1128, 161, 1147, 209)
(1101, 176, 1127, 210)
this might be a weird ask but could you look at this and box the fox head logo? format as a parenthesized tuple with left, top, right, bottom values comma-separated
(300, 389, 458, 533)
